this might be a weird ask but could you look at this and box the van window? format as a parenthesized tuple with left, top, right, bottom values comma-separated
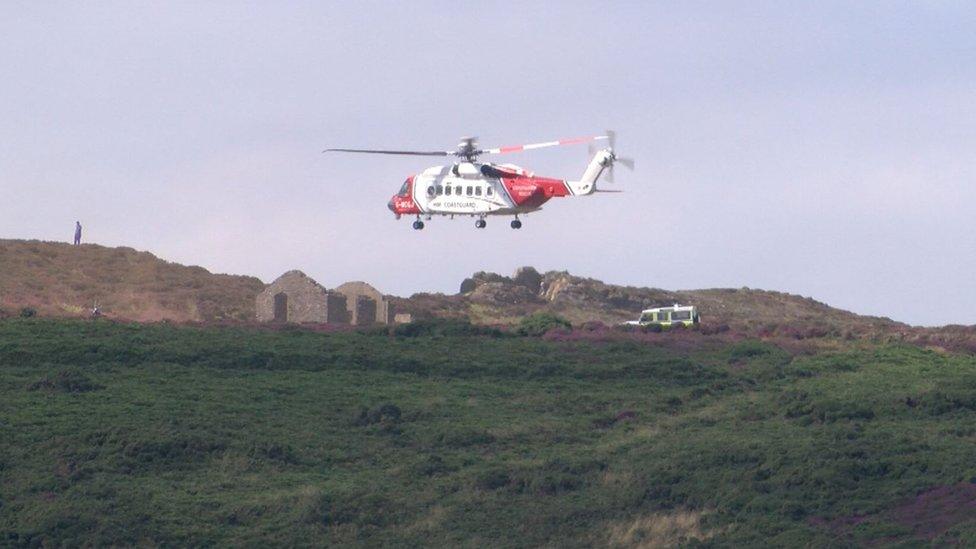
(656, 311, 670, 322)
(672, 310, 691, 321)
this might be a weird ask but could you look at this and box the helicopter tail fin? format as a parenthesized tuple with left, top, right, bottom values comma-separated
(566, 149, 614, 195)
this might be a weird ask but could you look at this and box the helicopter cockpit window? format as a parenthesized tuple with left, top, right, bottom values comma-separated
(398, 180, 410, 196)
(427, 186, 435, 197)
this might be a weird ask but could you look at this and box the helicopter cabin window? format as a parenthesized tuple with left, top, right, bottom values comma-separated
(486, 186, 493, 196)
(436, 185, 443, 195)
(475, 186, 482, 196)
(466, 186, 473, 196)
(398, 179, 410, 196)
(445, 186, 452, 195)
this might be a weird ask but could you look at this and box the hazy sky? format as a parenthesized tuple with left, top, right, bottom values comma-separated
(2, 2, 974, 326)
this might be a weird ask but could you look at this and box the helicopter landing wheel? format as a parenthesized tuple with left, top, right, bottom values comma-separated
(412, 220, 425, 230)
(510, 219, 522, 229)
(475, 219, 486, 229)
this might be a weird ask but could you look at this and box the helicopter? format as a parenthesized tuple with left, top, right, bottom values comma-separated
(324, 132, 633, 229)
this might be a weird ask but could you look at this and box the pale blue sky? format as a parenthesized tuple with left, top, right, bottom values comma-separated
(2, 2, 974, 325)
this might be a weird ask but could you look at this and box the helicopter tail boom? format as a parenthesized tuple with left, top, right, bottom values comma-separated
(566, 149, 615, 195)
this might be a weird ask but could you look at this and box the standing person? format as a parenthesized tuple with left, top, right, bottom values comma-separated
(74, 221, 82, 245)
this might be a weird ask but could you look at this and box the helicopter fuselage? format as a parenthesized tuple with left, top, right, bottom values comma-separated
(388, 161, 574, 220)
(326, 132, 628, 229)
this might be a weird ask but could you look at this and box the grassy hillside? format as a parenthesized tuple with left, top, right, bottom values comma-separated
(2, 319, 976, 546)
(0, 240, 264, 322)
(1, 240, 905, 333)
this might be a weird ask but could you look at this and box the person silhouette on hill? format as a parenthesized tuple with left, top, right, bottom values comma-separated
(74, 221, 82, 245)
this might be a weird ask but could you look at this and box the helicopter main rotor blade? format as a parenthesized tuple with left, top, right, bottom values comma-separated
(480, 134, 609, 156)
(323, 148, 451, 157)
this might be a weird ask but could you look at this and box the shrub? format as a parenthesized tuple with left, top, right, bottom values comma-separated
(415, 454, 454, 477)
(728, 341, 771, 362)
(248, 442, 300, 465)
(580, 320, 608, 332)
(356, 403, 402, 426)
(477, 468, 511, 490)
(393, 318, 502, 338)
(20, 307, 37, 318)
(440, 429, 495, 448)
(27, 369, 102, 393)
(518, 313, 571, 336)
(701, 323, 731, 335)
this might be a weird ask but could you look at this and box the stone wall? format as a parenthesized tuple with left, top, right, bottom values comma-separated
(257, 274, 394, 325)
(352, 295, 376, 325)
(336, 281, 394, 325)
(256, 270, 345, 323)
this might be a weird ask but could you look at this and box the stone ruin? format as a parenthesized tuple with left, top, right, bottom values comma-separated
(255, 271, 396, 325)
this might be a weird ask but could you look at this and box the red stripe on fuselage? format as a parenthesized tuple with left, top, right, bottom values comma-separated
(501, 175, 570, 208)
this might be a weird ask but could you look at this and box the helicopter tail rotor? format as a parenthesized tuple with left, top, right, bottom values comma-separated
(588, 129, 634, 184)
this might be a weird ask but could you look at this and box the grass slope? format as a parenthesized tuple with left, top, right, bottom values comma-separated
(2, 320, 976, 546)
(0, 240, 264, 322)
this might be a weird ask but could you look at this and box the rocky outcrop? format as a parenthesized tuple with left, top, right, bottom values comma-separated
(513, 266, 543, 294)
(459, 268, 545, 306)
(441, 266, 903, 329)
(540, 271, 679, 311)
(468, 282, 540, 305)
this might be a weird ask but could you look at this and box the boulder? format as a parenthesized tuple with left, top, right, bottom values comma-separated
(512, 266, 542, 294)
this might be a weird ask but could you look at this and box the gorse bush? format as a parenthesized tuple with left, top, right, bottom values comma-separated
(27, 368, 101, 393)
(517, 312, 571, 336)
(356, 403, 403, 426)
(392, 318, 504, 338)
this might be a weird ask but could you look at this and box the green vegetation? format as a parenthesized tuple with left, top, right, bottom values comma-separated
(2, 319, 976, 546)
(517, 312, 572, 336)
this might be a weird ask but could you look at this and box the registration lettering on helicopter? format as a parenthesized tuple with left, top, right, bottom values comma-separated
(434, 201, 476, 208)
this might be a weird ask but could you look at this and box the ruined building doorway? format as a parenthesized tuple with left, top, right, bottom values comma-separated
(273, 292, 288, 322)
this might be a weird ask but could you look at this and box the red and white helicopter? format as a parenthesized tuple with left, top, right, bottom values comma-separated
(324, 132, 633, 229)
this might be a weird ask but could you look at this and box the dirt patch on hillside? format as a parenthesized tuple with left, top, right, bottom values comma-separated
(605, 509, 714, 547)
(812, 483, 976, 545)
